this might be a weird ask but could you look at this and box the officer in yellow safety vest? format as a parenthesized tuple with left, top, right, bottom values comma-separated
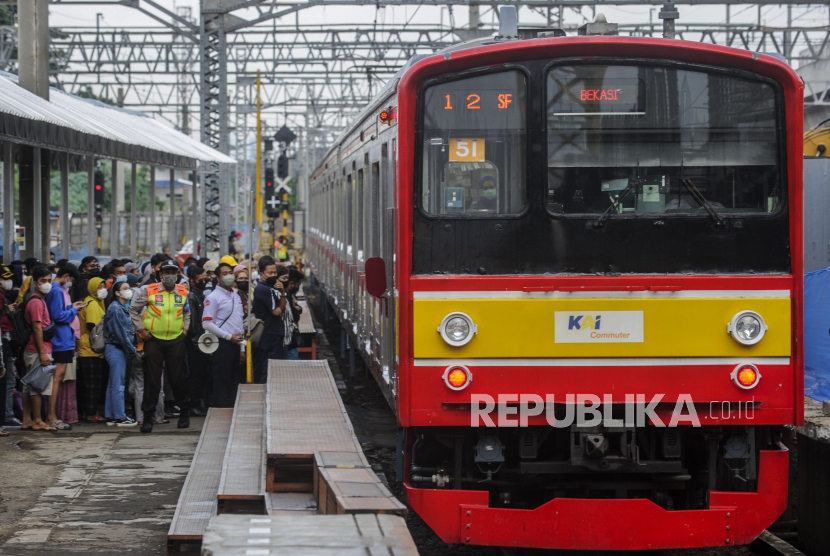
(130, 260, 191, 434)
(277, 236, 289, 262)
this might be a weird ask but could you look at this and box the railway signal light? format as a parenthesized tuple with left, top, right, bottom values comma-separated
(94, 170, 105, 206)
(277, 154, 289, 179)
(265, 167, 278, 218)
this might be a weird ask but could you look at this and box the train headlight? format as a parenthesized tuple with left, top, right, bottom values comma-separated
(443, 365, 472, 390)
(727, 311, 767, 346)
(438, 312, 477, 346)
(731, 363, 761, 389)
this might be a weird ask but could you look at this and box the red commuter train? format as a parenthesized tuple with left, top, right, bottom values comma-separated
(307, 19, 803, 551)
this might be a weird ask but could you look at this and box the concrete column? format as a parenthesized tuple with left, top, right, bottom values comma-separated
(18, 0, 49, 101)
(87, 157, 95, 257)
(18, 0, 50, 262)
(149, 166, 156, 254)
(60, 152, 69, 260)
(3, 142, 14, 263)
(110, 160, 119, 257)
(169, 168, 176, 252)
(130, 163, 137, 260)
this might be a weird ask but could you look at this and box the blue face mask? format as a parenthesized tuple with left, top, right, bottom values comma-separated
(114, 275, 127, 284)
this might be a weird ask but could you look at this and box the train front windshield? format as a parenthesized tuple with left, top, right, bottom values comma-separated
(546, 64, 780, 215)
(415, 60, 789, 275)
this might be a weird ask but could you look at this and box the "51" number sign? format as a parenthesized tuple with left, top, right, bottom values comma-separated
(449, 139, 485, 162)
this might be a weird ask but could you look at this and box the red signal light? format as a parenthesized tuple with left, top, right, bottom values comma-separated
(379, 110, 390, 122)
(95, 185, 102, 190)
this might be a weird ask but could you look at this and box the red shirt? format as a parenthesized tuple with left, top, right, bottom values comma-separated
(25, 295, 52, 354)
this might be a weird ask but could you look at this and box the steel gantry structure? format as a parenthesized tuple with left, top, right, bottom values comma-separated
(16, 0, 830, 253)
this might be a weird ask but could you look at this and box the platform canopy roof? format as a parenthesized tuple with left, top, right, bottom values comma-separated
(0, 72, 234, 169)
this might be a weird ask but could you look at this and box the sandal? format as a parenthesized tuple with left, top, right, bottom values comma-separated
(85, 415, 104, 423)
(153, 419, 170, 425)
(0, 428, 8, 437)
(51, 420, 72, 431)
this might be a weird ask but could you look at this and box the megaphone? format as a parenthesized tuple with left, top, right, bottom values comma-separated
(197, 332, 220, 354)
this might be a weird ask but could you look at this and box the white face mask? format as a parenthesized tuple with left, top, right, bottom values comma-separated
(51, 274, 57, 281)
(62, 280, 72, 290)
(0, 279, 11, 291)
(39, 282, 52, 295)
(119, 289, 133, 301)
(97, 288, 107, 299)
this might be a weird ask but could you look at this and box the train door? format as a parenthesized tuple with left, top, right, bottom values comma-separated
(369, 157, 382, 370)
(380, 140, 397, 394)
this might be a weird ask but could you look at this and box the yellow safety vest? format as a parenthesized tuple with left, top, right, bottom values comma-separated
(142, 282, 188, 340)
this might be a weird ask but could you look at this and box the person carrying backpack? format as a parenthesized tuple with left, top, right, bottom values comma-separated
(21, 265, 56, 431)
(44, 263, 85, 430)
(78, 277, 108, 423)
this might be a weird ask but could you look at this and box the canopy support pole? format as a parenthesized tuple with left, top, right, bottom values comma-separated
(60, 151, 69, 261)
(87, 156, 95, 257)
(169, 168, 176, 253)
(32, 147, 42, 263)
(3, 142, 14, 262)
(130, 163, 137, 261)
(149, 167, 156, 254)
(110, 160, 119, 258)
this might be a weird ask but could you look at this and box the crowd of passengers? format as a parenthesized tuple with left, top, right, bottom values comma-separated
(0, 248, 305, 435)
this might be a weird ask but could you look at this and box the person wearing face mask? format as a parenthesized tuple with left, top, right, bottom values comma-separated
(14, 257, 41, 305)
(45, 263, 85, 430)
(473, 176, 498, 212)
(102, 282, 138, 427)
(185, 265, 211, 415)
(284, 267, 305, 361)
(21, 266, 56, 431)
(104, 259, 128, 290)
(130, 260, 191, 433)
(233, 265, 250, 317)
(78, 277, 109, 423)
(73, 256, 100, 303)
(202, 260, 219, 294)
(202, 263, 244, 408)
(0, 265, 19, 430)
(252, 257, 288, 384)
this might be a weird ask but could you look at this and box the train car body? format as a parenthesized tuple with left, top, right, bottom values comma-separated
(308, 30, 803, 551)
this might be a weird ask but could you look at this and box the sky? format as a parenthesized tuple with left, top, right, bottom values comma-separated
(49, 1, 827, 32)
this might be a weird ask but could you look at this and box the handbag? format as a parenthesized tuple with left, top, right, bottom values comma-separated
(20, 362, 56, 393)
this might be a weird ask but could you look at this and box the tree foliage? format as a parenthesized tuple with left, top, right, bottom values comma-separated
(48, 161, 167, 213)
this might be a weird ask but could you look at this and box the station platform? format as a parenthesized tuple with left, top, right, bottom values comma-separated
(167, 359, 411, 556)
(794, 398, 830, 556)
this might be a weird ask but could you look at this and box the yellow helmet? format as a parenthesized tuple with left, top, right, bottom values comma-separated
(220, 255, 238, 267)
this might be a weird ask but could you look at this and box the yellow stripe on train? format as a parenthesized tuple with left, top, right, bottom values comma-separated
(413, 297, 791, 358)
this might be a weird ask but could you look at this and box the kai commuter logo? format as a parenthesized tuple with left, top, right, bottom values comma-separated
(568, 315, 601, 331)
(555, 311, 644, 343)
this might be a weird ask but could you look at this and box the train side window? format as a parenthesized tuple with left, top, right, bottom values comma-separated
(420, 70, 527, 216)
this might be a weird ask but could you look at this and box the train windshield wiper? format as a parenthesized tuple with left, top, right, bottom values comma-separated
(592, 179, 638, 228)
(679, 177, 726, 228)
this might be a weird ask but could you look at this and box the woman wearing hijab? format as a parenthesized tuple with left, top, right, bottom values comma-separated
(78, 277, 109, 423)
